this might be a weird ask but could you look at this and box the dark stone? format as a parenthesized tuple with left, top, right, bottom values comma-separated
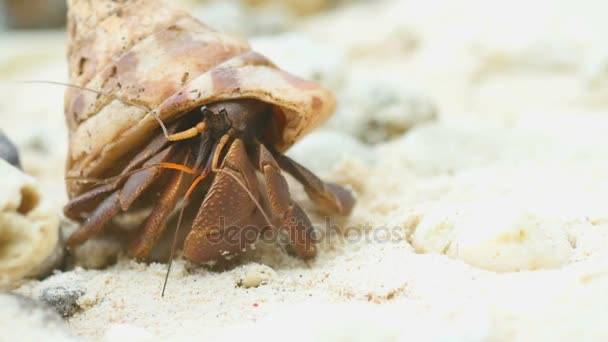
(40, 286, 85, 318)
(0, 131, 21, 169)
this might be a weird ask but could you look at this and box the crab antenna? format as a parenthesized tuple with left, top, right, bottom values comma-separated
(67, 162, 197, 185)
(16, 80, 171, 139)
(162, 195, 187, 297)
(162, 143, 214, 297)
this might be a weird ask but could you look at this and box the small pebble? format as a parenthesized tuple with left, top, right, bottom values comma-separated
(236, 263, 277, 288)
(286, 130, 373, 177)
(40, 286, 85, 317)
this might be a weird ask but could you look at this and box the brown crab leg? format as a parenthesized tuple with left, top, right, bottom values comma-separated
(128, 131, 215, 259)
(66, 146, 175, 247)
(64, 182, 117, 220)
(64, 128, 177, 218)
(128, 156, 190, 260)
(270, 149, 355, 216)
(66, 191, 122, 247)
(118, 147, 179, 210)
(183, 138, 264, 264)
(254, 144, 317, 259)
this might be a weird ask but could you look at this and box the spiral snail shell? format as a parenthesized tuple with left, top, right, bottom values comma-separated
(64, 0, 354, 264)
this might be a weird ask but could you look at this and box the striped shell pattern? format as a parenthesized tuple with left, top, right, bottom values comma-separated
(65, 0, 335, 197)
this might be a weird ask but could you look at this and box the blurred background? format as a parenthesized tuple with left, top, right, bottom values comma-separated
(0, 0, 360, 29)
(2, 0, 608, 207)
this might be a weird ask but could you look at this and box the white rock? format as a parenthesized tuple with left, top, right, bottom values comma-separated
(410, 198, 573, 272)
(0, 293, 77, 341)
(235, 263, 276, 288)
(329, 74, 436, 144)
(0, 160, 62, 289)
(286, 130, 373, 177)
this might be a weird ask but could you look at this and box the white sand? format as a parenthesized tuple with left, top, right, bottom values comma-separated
(2, 0, 608, 340)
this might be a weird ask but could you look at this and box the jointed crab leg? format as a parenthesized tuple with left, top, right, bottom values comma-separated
(128, 155, 190, 259)
(64, 182, 117, 220)
(64, 125, 179, 218)
(129, 133, 215, 260)
(66, 146, 176, 247)
(271, 149, 355, 216)
(66, 191, 123, 247)
(255, 144, 317, 259)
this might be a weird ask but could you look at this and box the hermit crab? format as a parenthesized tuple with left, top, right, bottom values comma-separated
(63, 0, 355, 264)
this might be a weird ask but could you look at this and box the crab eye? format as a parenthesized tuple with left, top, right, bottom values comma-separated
(200, 106, 213, 117)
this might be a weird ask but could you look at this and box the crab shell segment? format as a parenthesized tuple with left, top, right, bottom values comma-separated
(65, 0, 336, 197)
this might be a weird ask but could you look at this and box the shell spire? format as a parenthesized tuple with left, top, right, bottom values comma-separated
(65, 0, 335, 196)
